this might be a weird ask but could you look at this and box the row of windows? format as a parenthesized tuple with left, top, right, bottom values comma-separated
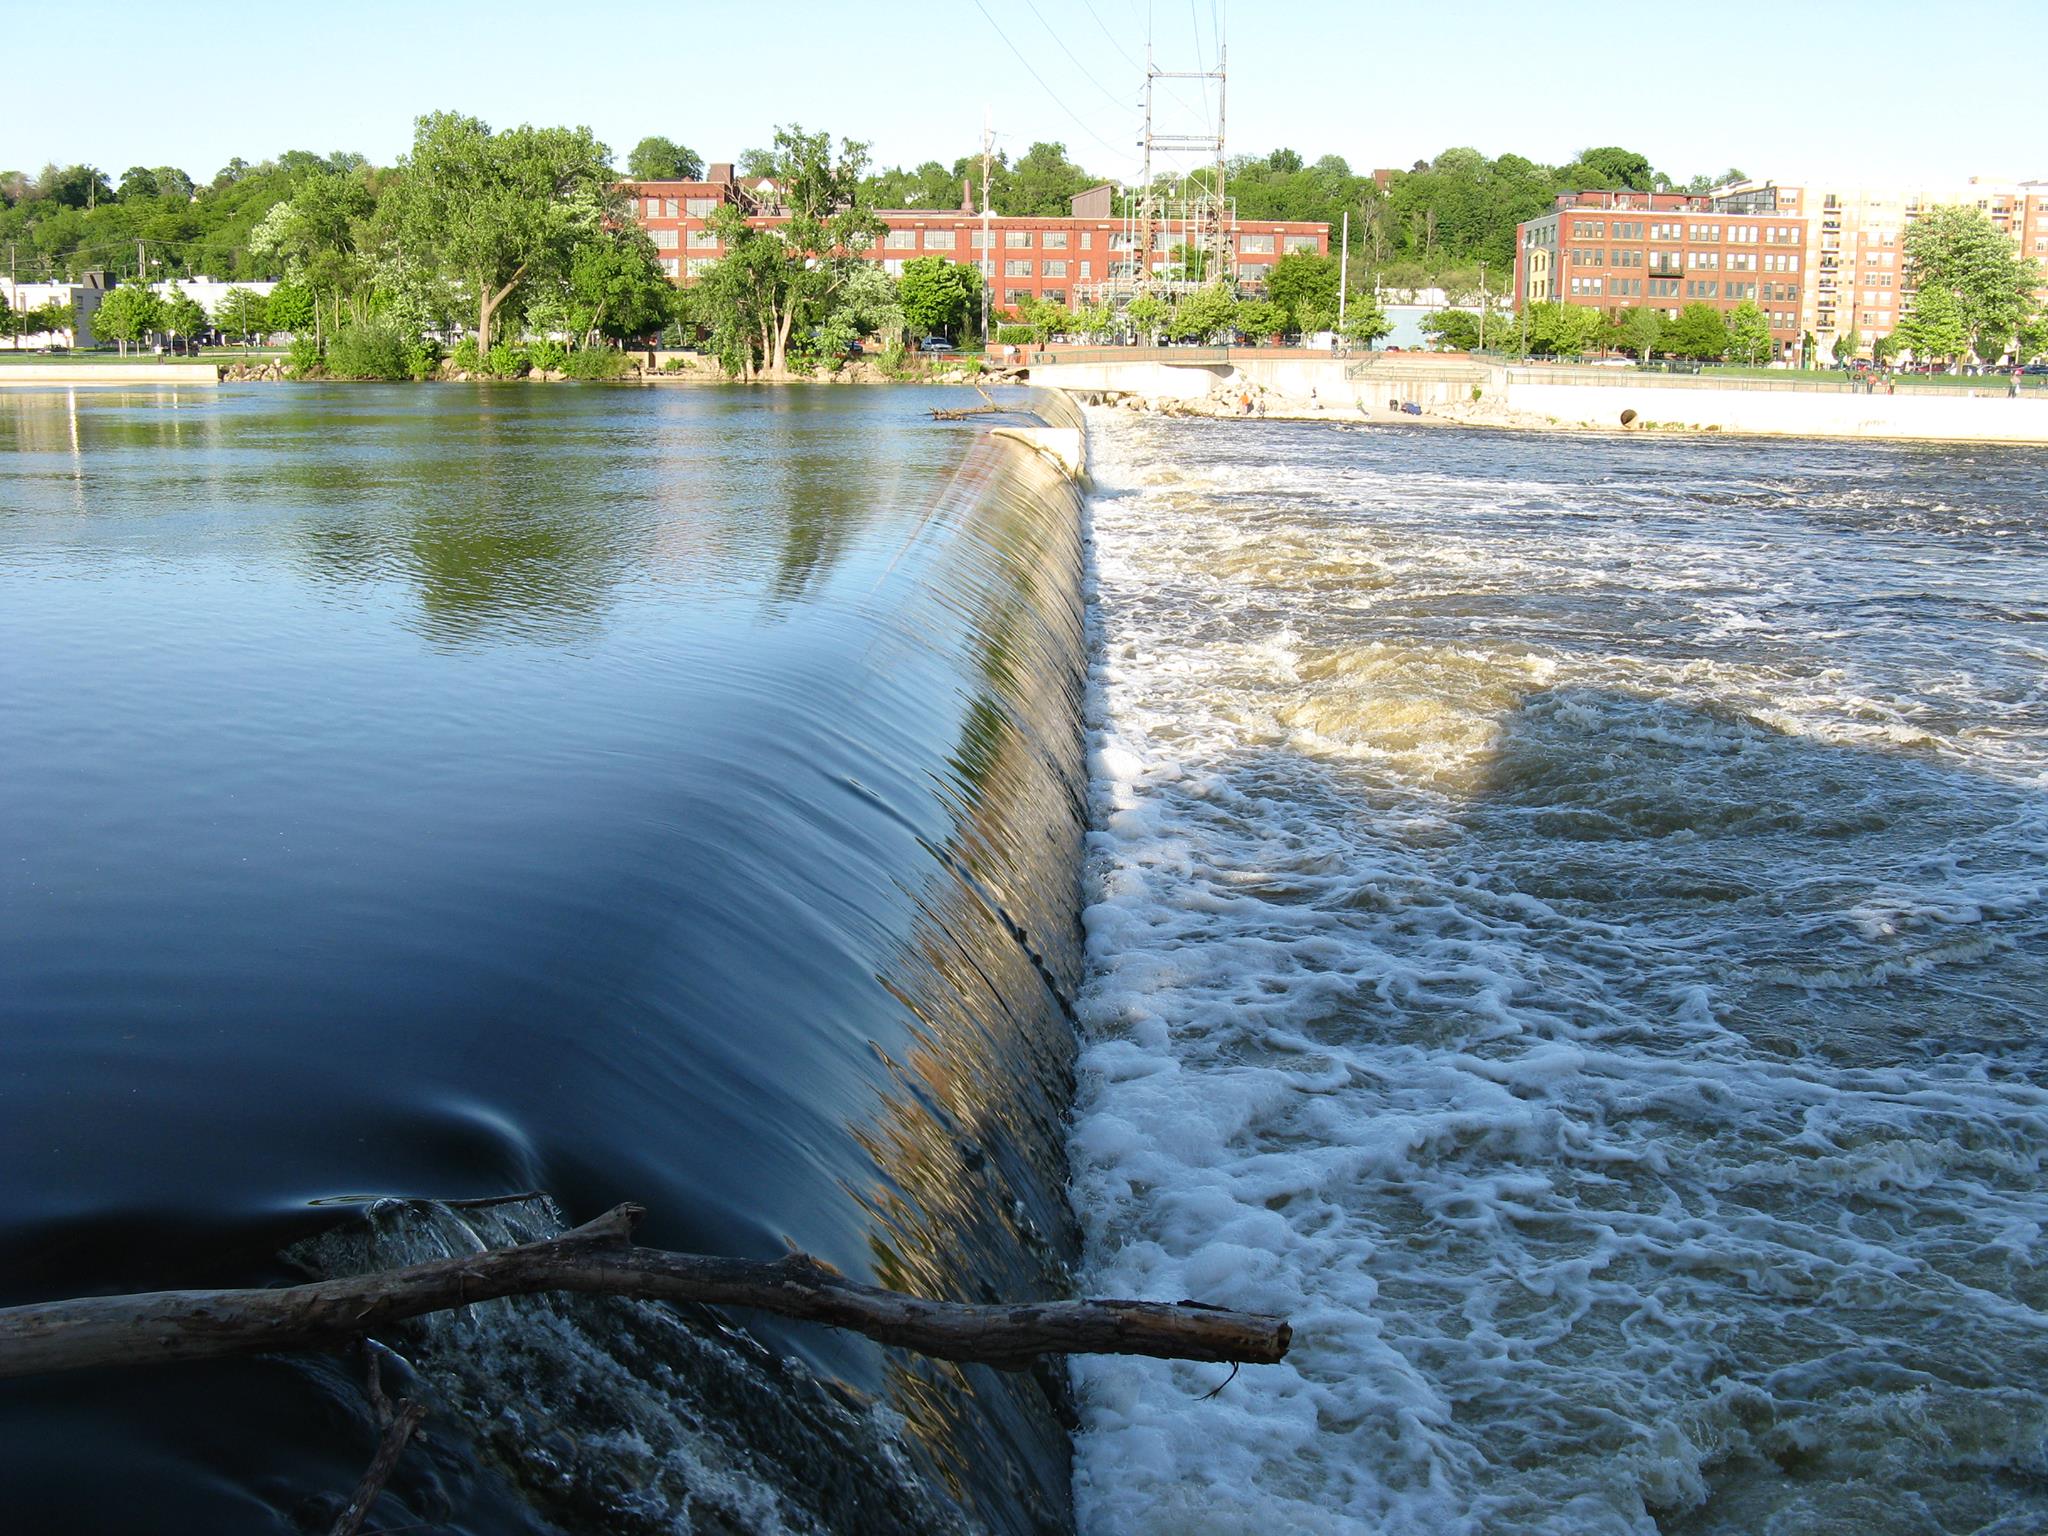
(1003, 259, 1090, 277)
(644, 196, 721, 218)
(1569, 247, 1801, 273)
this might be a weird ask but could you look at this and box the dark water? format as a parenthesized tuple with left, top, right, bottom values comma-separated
(0, 383, 1088, 1533)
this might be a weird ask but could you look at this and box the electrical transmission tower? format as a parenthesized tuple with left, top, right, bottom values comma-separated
(1133, 43, 1230, 300)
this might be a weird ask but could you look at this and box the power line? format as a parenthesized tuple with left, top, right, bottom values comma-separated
(966, 0, 1139, 169)
(1019, 0, 1129, 116)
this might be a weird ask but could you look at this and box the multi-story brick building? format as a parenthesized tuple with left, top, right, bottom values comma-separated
(625, 162, 1328, 316)
(1713, 176, 2048, 359)
(1515, 188, 1809, 358)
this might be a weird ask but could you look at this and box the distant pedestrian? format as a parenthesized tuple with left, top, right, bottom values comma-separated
(1886, 376, 1895, 396)
(1310, 386, 1320, 410)
(2012, 369, 2023, 399)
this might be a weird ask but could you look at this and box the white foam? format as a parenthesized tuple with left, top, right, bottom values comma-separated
(1068, 412, 2048, 1534)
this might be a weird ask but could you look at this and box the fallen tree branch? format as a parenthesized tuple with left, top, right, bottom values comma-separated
(0, 1203, 1290, 1380)
(330, 1397, 426, 1536)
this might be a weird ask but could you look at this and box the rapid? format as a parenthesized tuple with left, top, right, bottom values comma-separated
(1068, 412, 2048, 1534)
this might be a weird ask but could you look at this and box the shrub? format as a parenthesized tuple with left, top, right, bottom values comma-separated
(324, 323, 410, 381)
(995, 324, 1033, 345)
(450, 337, 480, 374)
(403, 337, 442, 381)
(563, 347, 630, 380)
(483, 342, 528, 379)
(527, 338, 568, 373)
(285, 336, 323, 378)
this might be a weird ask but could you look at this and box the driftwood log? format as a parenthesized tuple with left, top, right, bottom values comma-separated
(0, 1202, 1290, 1381)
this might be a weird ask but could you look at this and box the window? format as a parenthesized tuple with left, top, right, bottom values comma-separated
(664, 198, 678, 217)
(971, 231, 991, 249)
(1727, 253, 1755, 271)
(1043, 259, 1068, 278)
(1005, 288, 1031, 306)
(924, 229, 956, 250)
(1239, 262, 1269, 281)
(1004, 259, 1033, 277)
(687, 258, 715, 276)
(662, 257, 680, 277)
(1570, 248, 1604, 266)
(1572, 220, 1606, 239)
(1612, 220, 1643, 239)
(644, 197, 658, 218)
(1688, 250, 1720, 269)
(1041, 288, 1066, 305)
(1079, 261, 1092, 278)
(1686, 279, 1718, 298)
(1003, 230, 1032, 248)
(1688, 223, 1721, 241)
(881, 258, 906, 276)
(1241, 233, 1275, 254)
(1080, 231, 1093, 248)
(650, 227, 679, 249)
(688, 228, 718, 249)
(1610, 248, 1643, 267)
(883, 229, 918, 250)
(1724, 281, 1755, 299)
(1651, 222, 1682, 241)
(1284, 234, 1319, 252)
(1727, 224, 1756, 243)
(1569, 276, 1604, 295)
(1650, 249, 1683, 274)
(685, 197, 719, 216)
(1042, 231, 1068, 249)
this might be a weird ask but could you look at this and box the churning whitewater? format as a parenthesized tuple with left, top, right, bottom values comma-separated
(1067, 412, 2048, 1535)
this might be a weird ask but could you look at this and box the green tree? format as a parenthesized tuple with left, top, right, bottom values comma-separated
(1613, 305, 1664, 362)
(1665, 301, 1732, 361)
(2018, 307, 2048, 364)
(1420, 309, 1483, 351)
(1894, 282, 1968, 369)
(817, 261, 904, 359)
(1902, 204, 2041, 364)
(250, 169, 376, 345)
(1523, 300, 1605, 357)
(1871, 332, 1900, 366)
(1832, 326, 1862, 365)
(1266, 251, 1340, 333)
(158, 285, 207, 346)
(1126, 292, 1167, 342)
(565, 230, 674, 347)
(264, 280, 315, 335)
(692, 125, 883, 376)
(1340, 300, 1392, 348)
(1725, 299, 1774, 366)
(118, 166, 159, 200)
(1165, 283, 1236, 342)
(625, 136, 704, 181)
(896, 254, 975, 338)
(216, 286, 268, 342)
(91, 285, 160, 354)
(1234, 297, 1285, 341)
(1008, 142, 1096, 217)
(388, 111, 618, 354)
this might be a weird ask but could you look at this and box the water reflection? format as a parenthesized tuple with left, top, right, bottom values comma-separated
(0, 383, 1087, 1535)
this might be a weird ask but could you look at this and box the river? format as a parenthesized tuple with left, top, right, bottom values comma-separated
(0, 383, 1087, 1534)
(1070, 412, 2048, 1534)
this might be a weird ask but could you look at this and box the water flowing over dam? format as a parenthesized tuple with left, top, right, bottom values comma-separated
(0, 384, 1091, 1533)
(1069, 413, 2048, 1534)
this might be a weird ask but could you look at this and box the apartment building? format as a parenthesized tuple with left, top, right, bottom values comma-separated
(625, 163, 1328, 313)
(1713, 176, 2048, 357)
(1515, 188, 1809, 357)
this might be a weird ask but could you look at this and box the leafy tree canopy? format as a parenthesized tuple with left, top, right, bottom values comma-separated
(626, 136, 704, 181)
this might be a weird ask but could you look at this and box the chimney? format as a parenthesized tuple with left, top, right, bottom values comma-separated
(708, 162, 735, 186)
(962, 176, 974, 214)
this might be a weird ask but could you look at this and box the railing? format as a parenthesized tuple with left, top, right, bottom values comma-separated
(1502, 364, 2048, 397)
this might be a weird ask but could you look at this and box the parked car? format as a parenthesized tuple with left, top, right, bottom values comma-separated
(918, 337, 955, 353)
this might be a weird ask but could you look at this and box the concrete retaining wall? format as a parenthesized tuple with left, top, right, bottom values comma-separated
(1506, 382, 2048, 443)
(0, 364, 221, 387)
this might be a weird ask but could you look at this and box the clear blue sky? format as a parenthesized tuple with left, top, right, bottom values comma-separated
(3, 0, 2041, 189)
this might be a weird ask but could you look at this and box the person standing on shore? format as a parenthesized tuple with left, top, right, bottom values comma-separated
(2013, 369, 2024, 399)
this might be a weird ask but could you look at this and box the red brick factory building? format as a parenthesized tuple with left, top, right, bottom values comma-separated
(626, 163, 1329, 314)
(1516, 186, 1809, 358)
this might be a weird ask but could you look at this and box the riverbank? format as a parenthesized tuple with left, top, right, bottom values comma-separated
(1031, 353, 2048, 446)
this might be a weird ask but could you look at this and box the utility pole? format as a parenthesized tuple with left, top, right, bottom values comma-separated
(980, 110, 993, 345)
(1338, 210, 1349, 340)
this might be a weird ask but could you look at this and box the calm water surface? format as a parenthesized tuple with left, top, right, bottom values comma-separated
(0, 382, 1087, 1534)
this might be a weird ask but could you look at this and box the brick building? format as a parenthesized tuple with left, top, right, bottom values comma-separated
(626, 162, 1328, 315)
(1516, 188, 1809, 358)
(1713, 175, 2048, 359)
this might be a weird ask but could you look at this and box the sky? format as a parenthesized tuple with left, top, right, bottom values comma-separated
(4, 0, 2044, 190)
